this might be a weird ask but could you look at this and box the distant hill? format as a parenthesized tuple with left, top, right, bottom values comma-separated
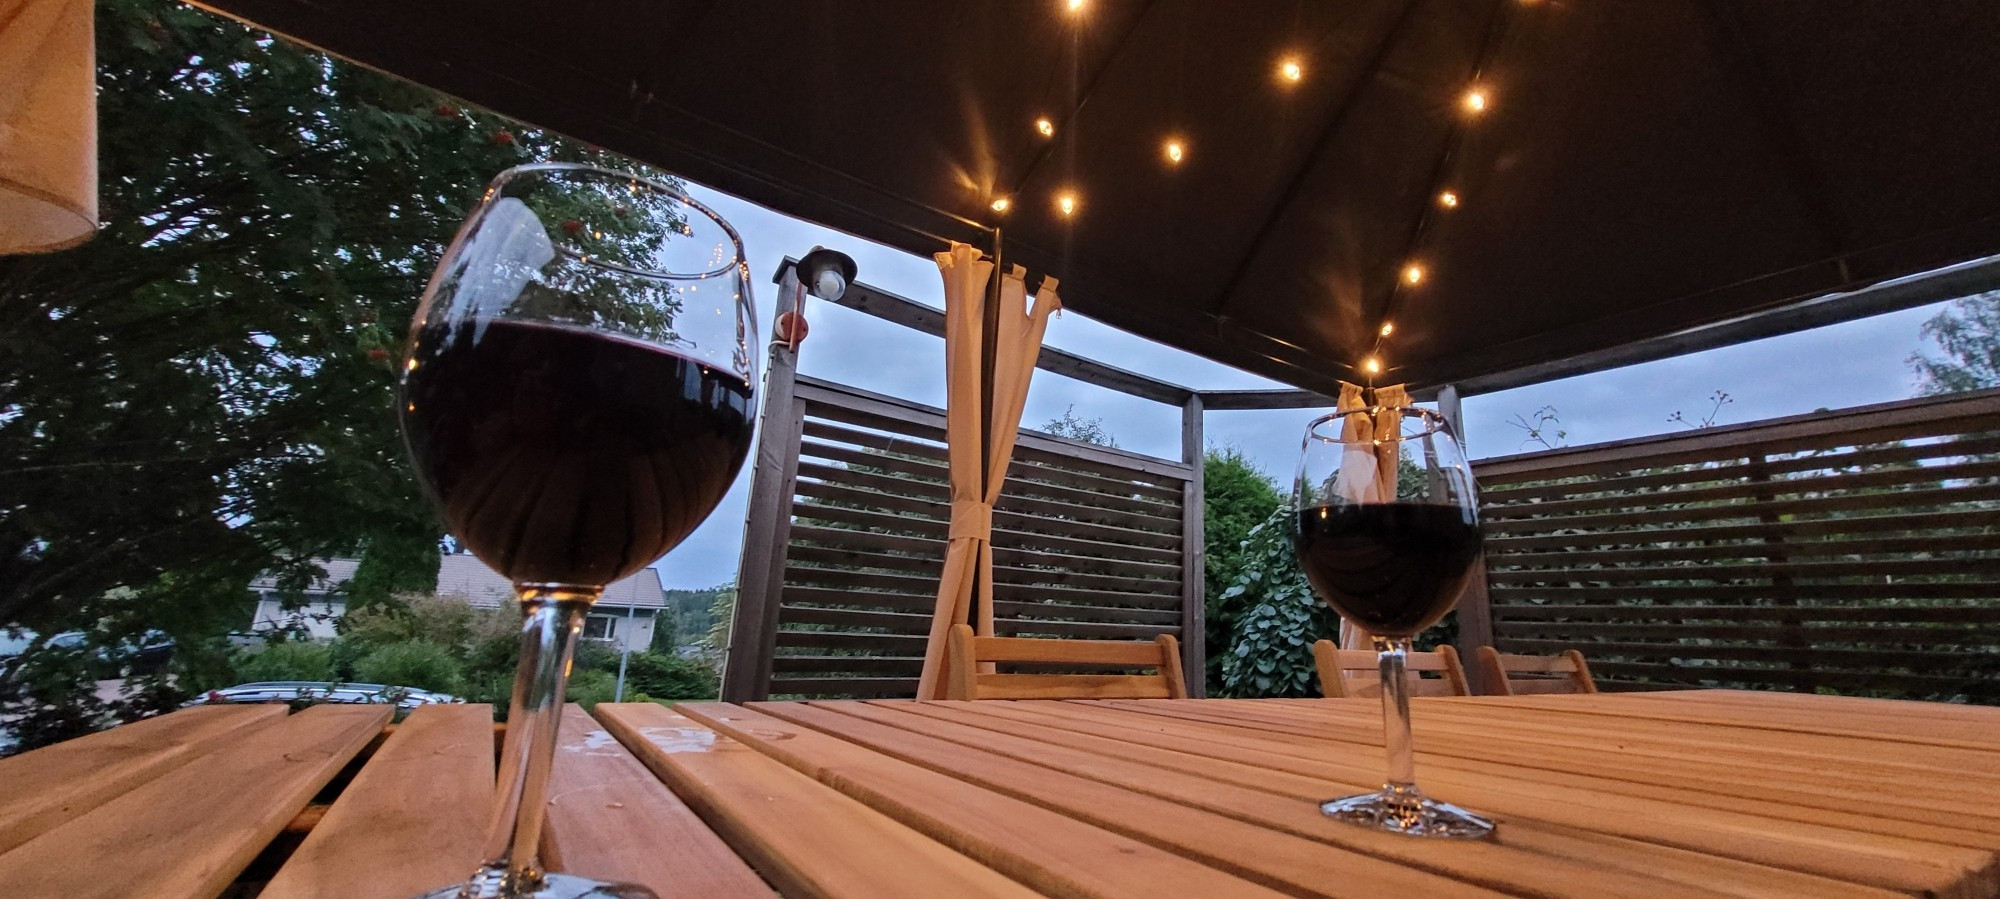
(659, 584, 732, 650)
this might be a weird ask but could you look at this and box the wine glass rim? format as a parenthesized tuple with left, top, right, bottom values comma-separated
(483, 162, 748, 281)
(1303, 406, 1451, 444)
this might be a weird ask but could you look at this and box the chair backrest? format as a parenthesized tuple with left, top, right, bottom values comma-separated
(1312, 640, 1470, 698)
(946, 624, 1188, 700)
(1474, 646, 1599, 696)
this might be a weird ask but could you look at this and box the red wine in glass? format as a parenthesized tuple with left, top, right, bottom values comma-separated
(403, 319, 754, 587)
(1294, 503, 1482, 638)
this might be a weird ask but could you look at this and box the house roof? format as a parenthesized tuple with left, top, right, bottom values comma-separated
(252, 555, 666, 611)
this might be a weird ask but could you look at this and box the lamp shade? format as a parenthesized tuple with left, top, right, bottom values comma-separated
(0, 0, 96, 255)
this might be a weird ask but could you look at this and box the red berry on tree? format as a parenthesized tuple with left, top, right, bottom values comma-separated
(490, 130, 515, 146)
(562, 219, 584, 236)
(433, 103, 457, 117)
(366, 347, 391, 363)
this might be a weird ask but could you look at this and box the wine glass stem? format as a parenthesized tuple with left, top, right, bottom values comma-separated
(1376, 636, 1420, 806)
(466, 585, 599, 898)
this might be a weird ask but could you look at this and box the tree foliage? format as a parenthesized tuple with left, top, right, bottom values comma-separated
(1216, 508, 1338, 697)
(0, 0, 634, 747)
(1910, 291, 2000, 394)
(1038, 405, 1118, 447)
(1199, 447, 1282, 690)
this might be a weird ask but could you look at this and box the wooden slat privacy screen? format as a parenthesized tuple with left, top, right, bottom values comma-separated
(725, 375, 1198, 700)
(1468, 388, 2000, 702)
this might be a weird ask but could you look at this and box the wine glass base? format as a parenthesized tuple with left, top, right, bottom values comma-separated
(415, 873, 657, 899)
(1320, 790, 1496, 839)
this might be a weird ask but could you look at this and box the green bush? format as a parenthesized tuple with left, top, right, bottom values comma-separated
(571, 639, 621, 673)
(234, 641, 337, 683)
(1202, 447, 1283, 691)
(352, 640, 466, 695)
(563, 668, 617, 710)
(1217, 508, 1340, 698)
(620, 652, 718, 700)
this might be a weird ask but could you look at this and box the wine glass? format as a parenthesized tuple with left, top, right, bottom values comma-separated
(1293, 405, 1494, 839)
(399, 163, 757, 897)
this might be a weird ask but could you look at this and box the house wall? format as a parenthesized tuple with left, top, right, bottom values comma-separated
(250, 598, 345, 640)
(584, 609, 657, 653)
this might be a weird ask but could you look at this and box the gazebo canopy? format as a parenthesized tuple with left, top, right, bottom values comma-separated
(197, 0, 2000, 394)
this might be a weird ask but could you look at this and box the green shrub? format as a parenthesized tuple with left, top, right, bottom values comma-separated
(352, 640, 466, 695)
(563, 668, 617, 710)
(571, 639, 621, 673)
(234, 641, 337, 683)
(620, 652, 718, 700)
(1217, 508, 1340, 698)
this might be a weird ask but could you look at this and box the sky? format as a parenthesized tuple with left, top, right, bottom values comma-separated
(650, 184, 1957, 590)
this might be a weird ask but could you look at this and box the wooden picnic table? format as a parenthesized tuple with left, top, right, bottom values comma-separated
(1, 690, 1997, 898)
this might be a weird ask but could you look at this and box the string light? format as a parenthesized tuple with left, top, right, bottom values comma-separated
(991, 197, 1011, 213)
(1035, 117, 1056, 137)
(1057, 191, 1078, 216)
(1278, 57, 1304, 83)
(1066, 0, 1086, 11)
(1379, 322, 1395, 337)
(1403, 264, 1424, 285)
(1438, 190, 1459, 208)
(1462, 88, 1489, 113)
(1164, 139, 1185, 164)
(1363, 356, 1382, 374)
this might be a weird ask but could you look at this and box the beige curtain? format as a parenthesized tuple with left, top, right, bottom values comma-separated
(1332, 381, 1410, 694)
(916, 242, 1061, 699)
(0, 0, 97, 254)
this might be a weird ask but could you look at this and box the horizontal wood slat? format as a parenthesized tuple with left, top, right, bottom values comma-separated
(748, 377, 1194, 699)
(1472, 389, 2000, 703)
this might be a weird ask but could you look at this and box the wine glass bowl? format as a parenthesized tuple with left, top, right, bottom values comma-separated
(1294, 405, 1494, 839)
(399, 163, 756, 898)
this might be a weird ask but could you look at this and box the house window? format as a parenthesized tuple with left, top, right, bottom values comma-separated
(581, 615, 614, 640)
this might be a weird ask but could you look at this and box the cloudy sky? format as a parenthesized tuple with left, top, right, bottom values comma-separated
(651, 184, 1955, 589)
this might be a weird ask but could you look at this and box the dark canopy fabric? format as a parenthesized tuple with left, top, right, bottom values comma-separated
(196, 0, 2000, 394)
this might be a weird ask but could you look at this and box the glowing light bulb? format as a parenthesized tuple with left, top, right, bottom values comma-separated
(1363, 356, 1382, 374)
(1403, 264, 1424, 285)
(1066, 0, 1085, 12)
(1279, 57, 1304, 83)
(1164, 140, 1185, 164)
(1463, 88, 1488, 113)
(991, 197, 1011, 213)
(1379, 322, 1395, 337)
(1057, 192, 1078, 216)
(1035, 117, 1056, 137)
(1439, 190, 1459, 208)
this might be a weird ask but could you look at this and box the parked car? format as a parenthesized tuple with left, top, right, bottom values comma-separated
(187, 681, 461, 710)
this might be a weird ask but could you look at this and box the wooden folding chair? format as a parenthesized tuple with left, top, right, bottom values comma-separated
(1474, 646, 1599, 695)
(1312, 639, 1470, 698)
(945, 624, 1188, 700)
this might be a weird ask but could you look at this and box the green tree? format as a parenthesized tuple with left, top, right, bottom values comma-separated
(1910, 291, 2000, 393)
(1038, 405, 1118, 447)
(0, 0, 635, 749)
(1199, 447, 1282, 691)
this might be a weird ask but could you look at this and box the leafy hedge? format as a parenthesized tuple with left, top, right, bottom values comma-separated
(1216, 509, 1341, 697)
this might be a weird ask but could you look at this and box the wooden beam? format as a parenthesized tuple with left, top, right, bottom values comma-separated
(1196, 388, 1339, 410)
(1452, 253, 2000, 397)
(1180, 393, 1207, 697)
(775, 259, 1195, 406)
(722, 269, 808, 703)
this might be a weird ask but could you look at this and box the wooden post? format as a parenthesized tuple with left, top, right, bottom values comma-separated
(1440, 384, 1496, 693)
(721, 269, 807, 702)
(1180, 393, 1207, 697)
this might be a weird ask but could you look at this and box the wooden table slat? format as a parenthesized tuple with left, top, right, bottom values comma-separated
(1014, 699, 1997, 896)
(871, 699, 1896, 899)
(0, 703, 390, 899)
(0, 704, 286, 856)
(674, 701, 1296, 899)
(593, 702, 1037, 899)
(259, 703, 495, 899)
(543, 704, 771, 897)
(759, 700, 1505, 898)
